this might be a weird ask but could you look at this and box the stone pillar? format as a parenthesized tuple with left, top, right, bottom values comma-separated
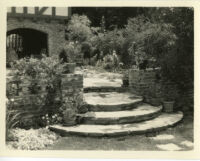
(61, 73, 83, 126)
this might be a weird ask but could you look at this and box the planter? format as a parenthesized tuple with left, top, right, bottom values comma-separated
(62, 108, 77, 126)
(163, 101, 174, 113)
(122, 71, 129, 87)
(62, 101, 78, 126)
(122, 79, 129, 87)
(63, 63, 76, 74)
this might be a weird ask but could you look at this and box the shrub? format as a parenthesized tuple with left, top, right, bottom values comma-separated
(124, 15, 177, 69)
(8, 56, 65, 126)
(60, 42, 81, 63)
(93, 28, 125, 59)
(66, 14, 93, 43)
(96, 52, 120, 71)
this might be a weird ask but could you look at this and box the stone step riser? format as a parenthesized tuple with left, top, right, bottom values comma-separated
(87, 101, 143, 112)
(84, 87, 127, 93)
(79, 110, 162, 125)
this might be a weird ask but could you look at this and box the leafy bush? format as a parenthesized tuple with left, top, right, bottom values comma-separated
(123, 15, 177, 69)
(66, 14, 93, 43)
(94, 28, 125, 57)
(96, 52, 120, 71)
(9, 55, 65, 118)
(82, 41, 92, 59)
(66, 14, 100, 64)
(60, 42, 81, 64)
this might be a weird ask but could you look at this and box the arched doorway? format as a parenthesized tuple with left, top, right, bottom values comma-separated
(6, 28, 48, 61)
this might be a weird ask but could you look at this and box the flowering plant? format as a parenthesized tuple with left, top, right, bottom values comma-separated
(41, 113, 63, 127)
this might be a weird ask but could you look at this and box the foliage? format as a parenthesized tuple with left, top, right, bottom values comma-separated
(160, 8, 194, 91)
(124, 15, 177, 69)
(95, 28, 125, 57)
(66, 14, 93, 43)
(9, 55, 65, 114)
(6, 98, 22, 141)
(66, 14, 99, 64)
(6, 128, 59, 150)
(59, 93, 86, 124)
(96, 52, 120, 71)
(60, 42, 81, 63)
(71, 7, 146, 29)
(82, 41, 92, 59)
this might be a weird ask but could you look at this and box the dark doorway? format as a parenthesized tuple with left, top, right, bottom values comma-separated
(7, 28, 48, 59)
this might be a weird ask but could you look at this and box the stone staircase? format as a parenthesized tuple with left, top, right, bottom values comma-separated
(50, 84, 183, 137)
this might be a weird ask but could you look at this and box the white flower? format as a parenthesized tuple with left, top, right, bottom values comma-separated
(11, 98, 14, 102)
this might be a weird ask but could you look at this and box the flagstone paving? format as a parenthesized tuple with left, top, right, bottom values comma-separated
(156, 143, 182, 151)
(181, 140, 193, 148)
(150, 134, 175, 140)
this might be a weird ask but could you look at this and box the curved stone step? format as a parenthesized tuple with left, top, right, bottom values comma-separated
(83, 77, 122, 88)
(78, 104, 162, 125)
(84, 86, 127, 93)
(84, 92, 143, 111)
(50, 111, 183, 137)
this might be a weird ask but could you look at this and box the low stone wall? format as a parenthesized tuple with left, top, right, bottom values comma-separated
(129, 68, 194, 111)
(6, 71, 83, 128)
(129, 68, 177, 106)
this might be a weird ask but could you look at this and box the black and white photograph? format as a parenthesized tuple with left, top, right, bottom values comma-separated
(1, 1, 198, 159)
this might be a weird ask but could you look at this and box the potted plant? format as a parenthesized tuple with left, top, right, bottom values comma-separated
(122, 70, 129, 87)
(62, 101, 78, 126)
(162, 82, 177, 113)
(62, 93, 84, 126)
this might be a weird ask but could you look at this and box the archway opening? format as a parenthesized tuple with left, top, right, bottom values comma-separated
(7, 28, 48, 61)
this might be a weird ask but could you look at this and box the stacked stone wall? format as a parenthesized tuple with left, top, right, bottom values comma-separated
(128, 69, 178, 106)
(6, 70, 83, 127)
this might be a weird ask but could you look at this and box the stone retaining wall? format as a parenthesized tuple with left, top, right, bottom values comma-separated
(128, 68, 177, 106)
(6, 71, 83, 128)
